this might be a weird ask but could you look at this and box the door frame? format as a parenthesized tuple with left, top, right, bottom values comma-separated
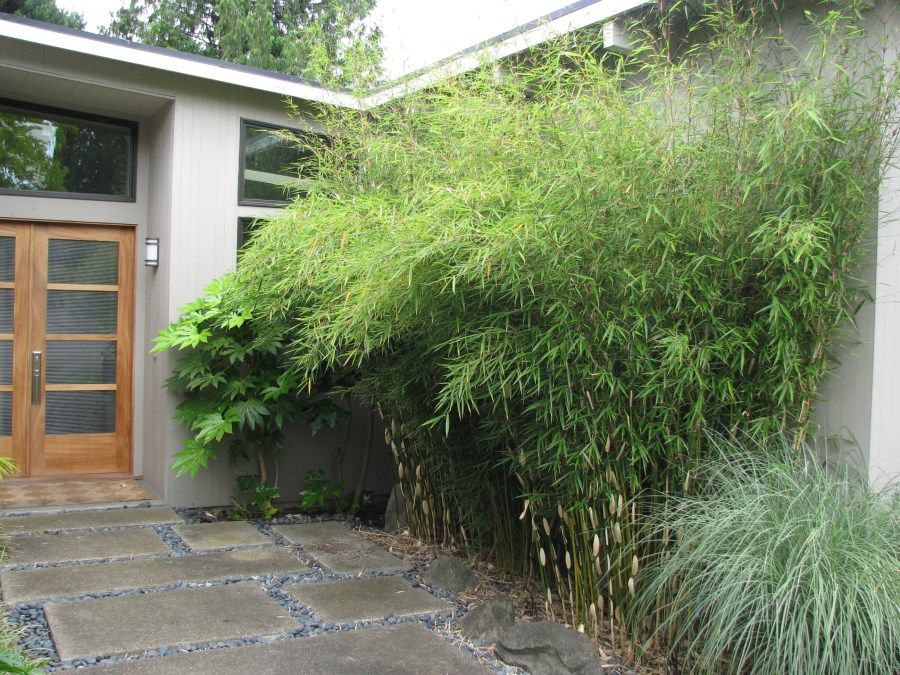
(0, 218, 136, 478)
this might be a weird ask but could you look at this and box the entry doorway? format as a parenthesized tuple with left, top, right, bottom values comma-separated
(0, 221, 134, 477)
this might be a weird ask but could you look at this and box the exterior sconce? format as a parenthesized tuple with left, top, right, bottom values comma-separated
(145, 237, 160, 267)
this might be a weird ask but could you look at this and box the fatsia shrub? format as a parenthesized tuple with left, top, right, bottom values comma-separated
(229, 1, 899, 639)
(152, 276, 348, 490)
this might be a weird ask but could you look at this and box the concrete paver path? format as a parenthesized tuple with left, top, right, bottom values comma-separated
(284, 575, 454, 624)
(275, 521, 410, 574)
(3, 529, 170, 566)
(1, 548, 308, 604)
(1, 507, 181, 535)
(0, 509, 494, 673)
(79, 624, 489, 675)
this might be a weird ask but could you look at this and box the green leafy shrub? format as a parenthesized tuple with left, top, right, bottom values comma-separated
(298, 469, 344, 510)
(152, 275, 348, 491)
(630, 434, 900, 675)
(223, 0, 898, 641)
(229, 474, 280, 519)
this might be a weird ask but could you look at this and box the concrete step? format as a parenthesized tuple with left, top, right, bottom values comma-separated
(172, 521, 272, 551)
(0, 507, 181, 535)
(44, 583, 297, 662)
(2, 528, 169, 567)
(77, 624, 492, 674)
(1, 547, 309, 604)
(275, 521, 409, 575)
(285, 575, 454, 624)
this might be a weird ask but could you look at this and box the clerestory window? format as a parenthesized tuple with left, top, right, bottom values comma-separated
(0, 98, 136, 201)
(239, 119, 325, 206)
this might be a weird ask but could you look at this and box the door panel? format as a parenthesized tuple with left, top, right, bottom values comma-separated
(0, 221, 133, 477)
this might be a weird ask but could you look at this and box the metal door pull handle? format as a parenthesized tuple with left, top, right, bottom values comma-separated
(31, 351, 41, 404)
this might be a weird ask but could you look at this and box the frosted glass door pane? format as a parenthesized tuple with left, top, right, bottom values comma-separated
(0, 289, 12, 333)
(47, 291, 117, 334)
(0, 392, 10, 436)
(46, 391, 115, 435)
(46, 341, 116, 384)
(48, 240, 118, 285)
(0, 237, 13, 282)
(0, 341, 10, 385)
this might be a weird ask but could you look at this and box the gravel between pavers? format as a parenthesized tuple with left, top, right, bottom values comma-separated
(3, 514, 520, 673)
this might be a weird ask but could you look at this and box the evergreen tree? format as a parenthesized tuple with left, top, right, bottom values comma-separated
(103, 0, 381, 86)
(0, 0, 85, 28)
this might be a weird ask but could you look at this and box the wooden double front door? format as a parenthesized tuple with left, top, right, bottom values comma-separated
(0, 221, 134, 477)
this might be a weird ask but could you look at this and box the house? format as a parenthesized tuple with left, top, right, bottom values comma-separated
(0, 0, 896, 508)
(0, 1, 652, 506)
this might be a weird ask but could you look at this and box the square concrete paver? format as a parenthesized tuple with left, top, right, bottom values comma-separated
(2, 528, 169, 567)
(0, 508, 182, 535)
(1, 548, 310, 604)
(77, 624, 492, 674)
(275, 522, 409, 574)
(173, 521, 271, 551)
(45, 583, 297, 662)
(285, 576, 454, 623)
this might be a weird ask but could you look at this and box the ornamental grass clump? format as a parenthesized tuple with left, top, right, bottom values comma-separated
(224, 0, 898, 642)
(630, 434, 900, 675)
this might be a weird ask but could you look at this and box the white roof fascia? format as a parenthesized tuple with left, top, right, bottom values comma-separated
(1, 0, 650, 111)
(360, 0, 651, 108)
(0, 17, 362, 110)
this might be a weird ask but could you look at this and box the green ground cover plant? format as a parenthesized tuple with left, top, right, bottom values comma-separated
(631, 434, 900, 675)
(163, 0, 898, 658)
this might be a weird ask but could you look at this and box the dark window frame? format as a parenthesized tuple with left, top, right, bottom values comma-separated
(238, 118, 325, 207)
(237, 216, 260, 257)
(0, 97, 138, 202)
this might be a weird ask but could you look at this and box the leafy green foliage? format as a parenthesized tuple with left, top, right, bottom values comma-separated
(103, 0, 382, 86)
(298, 469, 343, 510)
(0, 457, 17, 481)
(154, 276, 301, 481)
(224, 0, 897, 644)
(230, 474, 280, 519)
(0, 0, 84, 28)
(630, 434, 900, 674)
(154, 275, 350, 498)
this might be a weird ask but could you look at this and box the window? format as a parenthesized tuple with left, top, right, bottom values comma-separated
(237, 217, 260, 256)
(0, 99, 136, 200)
(239, 119, 325, 206)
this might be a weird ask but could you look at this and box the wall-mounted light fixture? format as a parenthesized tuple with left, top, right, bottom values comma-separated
(145, 237, 160, 267)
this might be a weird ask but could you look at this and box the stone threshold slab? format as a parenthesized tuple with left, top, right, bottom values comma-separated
(285, 576, 454, 624)
(1, 548, 309, 604)
(173, 522, 272, 551)
(2, 528, 169, 567)
(46, 583, 297, 662)
(274, 522, 409, 575)
(77, 623, 492, 674)
(0, 508, 182, 535)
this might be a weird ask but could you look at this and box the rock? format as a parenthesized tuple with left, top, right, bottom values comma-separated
(495, 620, 601, 675)
(423, 555, 477, 594)
(384, 484, 408, 533)
(458, 596, 515, 643)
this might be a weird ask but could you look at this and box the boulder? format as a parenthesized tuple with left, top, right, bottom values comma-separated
(384, 484, 408, 533)
(459, 596, 515, 644)
(495, 620, 601, 675)
(423, 555, 477, 594)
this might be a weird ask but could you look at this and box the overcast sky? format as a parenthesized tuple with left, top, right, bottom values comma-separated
(54, 0, 569, 79)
